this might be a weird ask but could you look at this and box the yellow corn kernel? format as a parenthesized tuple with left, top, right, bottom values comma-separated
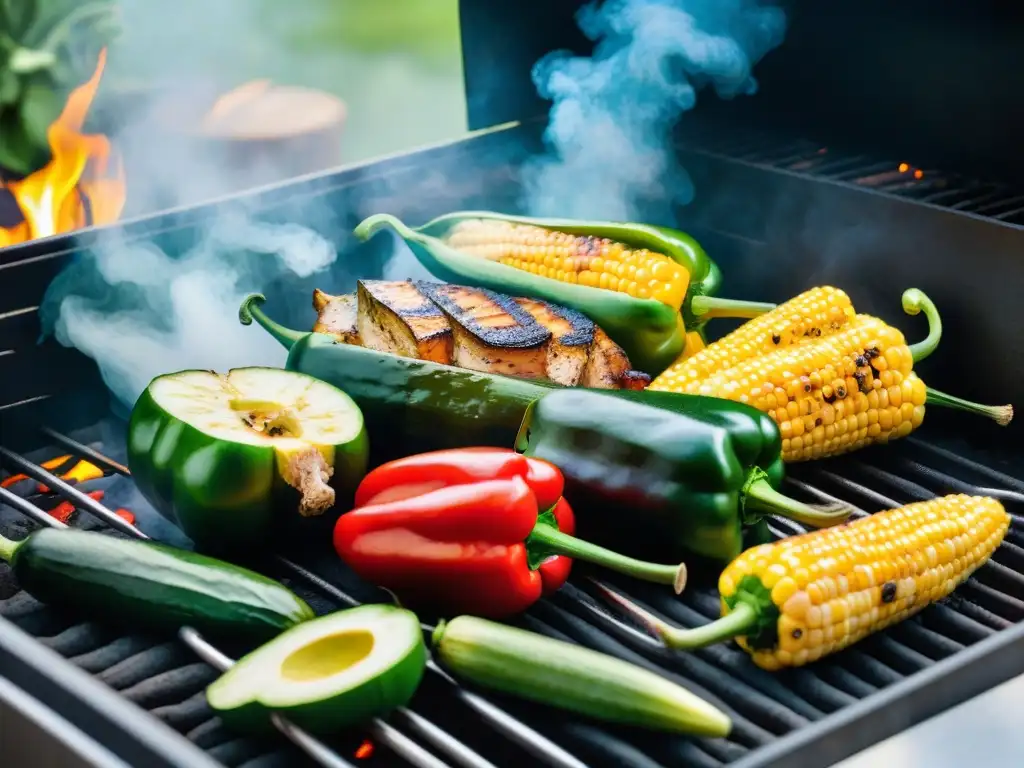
(653, 286, 856, 388)
(717, 495, 1010, 670)
(444, 219, 691, 309)
(650, 310, 922, 461)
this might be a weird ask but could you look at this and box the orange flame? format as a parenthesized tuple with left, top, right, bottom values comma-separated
(0, 49, 126, 247)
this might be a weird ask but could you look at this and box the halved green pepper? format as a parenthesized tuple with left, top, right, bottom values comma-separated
(515, 388, 853, 563)
(353, 211, 774, 376)
(127, 367, 369, 554)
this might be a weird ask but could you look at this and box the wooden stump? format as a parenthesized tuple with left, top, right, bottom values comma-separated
(145, 81, 349, 201)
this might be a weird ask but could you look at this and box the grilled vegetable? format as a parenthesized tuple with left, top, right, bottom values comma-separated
(353, 211, 774, 375)
(333, 448, 686, 619)
(599, 494, 1010, 670)
(518, 389, 851, 563)
(127, 367, 369, 553)
(650, 287, 1013, 461)
(207, 605, 426, 734)
(314, 280, 648, 389)
(432, 615, 731, 736)
(0, 528, 314, 642)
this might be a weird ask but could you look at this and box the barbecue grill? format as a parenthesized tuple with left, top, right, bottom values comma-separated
(3, 2, 1024, 767)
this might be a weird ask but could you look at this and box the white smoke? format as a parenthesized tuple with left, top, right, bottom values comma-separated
(45, 208, 337, 408)
(522, 0, 787, 221)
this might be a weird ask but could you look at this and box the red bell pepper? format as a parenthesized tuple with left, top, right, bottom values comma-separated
(333, 447, 687, 619)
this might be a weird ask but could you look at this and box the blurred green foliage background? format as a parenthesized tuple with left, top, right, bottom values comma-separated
(105, 0, 468, 163)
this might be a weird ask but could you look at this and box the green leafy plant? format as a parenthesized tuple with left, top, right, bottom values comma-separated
(0, 0, 120, 174)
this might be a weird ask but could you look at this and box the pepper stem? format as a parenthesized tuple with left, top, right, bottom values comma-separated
(926, 387, 1014, 426)
(238, 293, 306, 350)
(528, 523, 687, 594)
(0, 533, 22, 564)
(743, 473, 852, 527)
(593, 579, 758, 650)
(354, 213, 417, 242)
(689, 295, 777, 320)
(902, 288, 943, 362)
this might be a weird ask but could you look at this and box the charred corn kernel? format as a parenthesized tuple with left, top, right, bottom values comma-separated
(444, 219, 692, 310)
(611, 495, 1009, 671)
(654, 286, 856, 388)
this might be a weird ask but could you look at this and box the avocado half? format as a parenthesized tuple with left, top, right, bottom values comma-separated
(206, 604, 426, 734)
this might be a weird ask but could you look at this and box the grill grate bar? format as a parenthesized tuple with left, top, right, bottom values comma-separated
(39, 426, 129, 476)
(1, 434, 587, 768)
(686, 121, 1024, 220)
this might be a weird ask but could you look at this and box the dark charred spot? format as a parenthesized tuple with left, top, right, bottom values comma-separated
(267, 426, 284, 437)
(804, 327, 822, 337)
(870, 364, 881, 377)
(854, 371, 872, 393)
(881, 581, 898, 603)
(830, 321, 841, 330)
(854, 355, 869, 367)
(836, 386, 847, 398)
(824, 391, 837, 404)
(772, 334, 781, 345)
(865, 347, 881, 359)
(815, 418, 822, 427)
(791, 628, 803, 639)
(804, 383, 811, 392)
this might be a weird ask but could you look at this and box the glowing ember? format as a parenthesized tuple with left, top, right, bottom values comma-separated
(354, 740, 374, 759)
(48, 489, 135, 526)
(37, 459, 105, 493)
(0, 49, 126, 247)
(0, 455, 72, 489)
(898, 162, 910, 173)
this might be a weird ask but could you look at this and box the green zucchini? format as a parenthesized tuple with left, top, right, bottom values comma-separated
(0, 528, 314, 643)
(432, 615, 732, 736)
(207, 605, 426, 734)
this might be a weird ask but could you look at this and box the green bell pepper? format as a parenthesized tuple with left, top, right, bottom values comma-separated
(516, 388, 853, 563)
(127, 367, 369, 555)
(353, 211, 774, 376)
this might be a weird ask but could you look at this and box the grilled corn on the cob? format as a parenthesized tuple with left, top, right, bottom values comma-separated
(444, 219, 693, 310)
(650, 287, 1012, 461)
(598, 494, 1010, 670)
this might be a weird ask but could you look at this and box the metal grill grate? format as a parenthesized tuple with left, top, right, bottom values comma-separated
(679, 123, 1024, 225)
(2, 420, 1023, 768)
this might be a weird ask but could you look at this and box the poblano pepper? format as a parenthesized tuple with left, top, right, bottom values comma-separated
(352, 211, 774, 376)
(516, 388, 853, 563)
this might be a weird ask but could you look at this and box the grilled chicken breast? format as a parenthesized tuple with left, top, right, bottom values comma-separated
(418, 283, 550, 379)
(512, 297, 594, 386)
(583, 327, 651, 390)
(311, 280, 649, 389)
(355, 280, 452, 364)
